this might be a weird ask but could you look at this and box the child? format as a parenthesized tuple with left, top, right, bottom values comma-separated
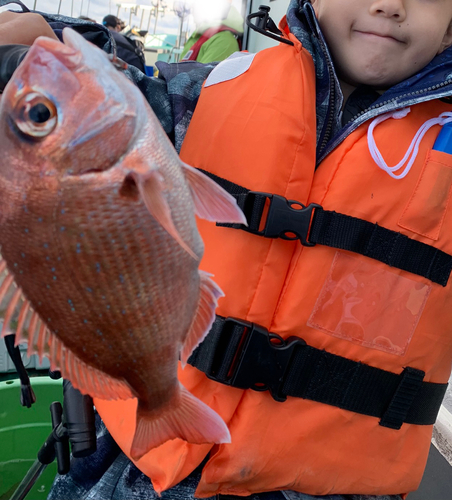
(2, 1, 452, 499)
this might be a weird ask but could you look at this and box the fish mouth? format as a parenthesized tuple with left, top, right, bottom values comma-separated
(62, 28, 114, 71)
(62, 28, 86, 52)
(30, 35, 82, 69)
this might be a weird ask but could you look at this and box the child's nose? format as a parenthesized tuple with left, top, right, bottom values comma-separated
(369, 0, 407, 21)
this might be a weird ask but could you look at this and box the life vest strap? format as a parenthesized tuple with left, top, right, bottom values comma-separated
(201, 170, 452, 286)
(187, 316, 448, 429)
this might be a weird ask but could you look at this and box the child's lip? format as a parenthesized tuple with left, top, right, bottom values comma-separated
(355, 30, 405, 44)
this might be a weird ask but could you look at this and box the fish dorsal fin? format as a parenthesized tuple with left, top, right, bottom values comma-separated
(0, 259, 52, 360)
(36, 322, 48, 362)
(15, 300, 31, 343)
(180, 270, 224, 367)
(181, 163, 247, 225)
(0, 254, 133, 401)
(0, 273, 15, 307)
(26, 311, 42, 357)
(0, 256, 27, 338)
(48, 335, 135, 400)
(2, 292, 52, 363)
(1, 285, 22, 337)
(124, 158, 198, 259)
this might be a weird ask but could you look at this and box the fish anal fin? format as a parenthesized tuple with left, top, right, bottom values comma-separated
(181, 163, 247, 225)
(131, 168, 198, 260)
(51, 336, 134, 401)
(180, 270, 224, 367)
(130, 383, 230, 460)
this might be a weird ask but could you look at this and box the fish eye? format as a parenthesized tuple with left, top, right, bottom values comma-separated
(13, 92, 57, 138)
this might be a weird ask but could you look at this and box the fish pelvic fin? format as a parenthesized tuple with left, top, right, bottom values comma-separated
(131, 384, 231, 461)
(130, 169, 198, 260)
(181, 163, 247, 225)
(180, 270, 224, 367)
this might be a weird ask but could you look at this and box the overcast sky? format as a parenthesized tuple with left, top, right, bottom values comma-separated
(2, 0, 245, 37)
(7, 1, 193, 35)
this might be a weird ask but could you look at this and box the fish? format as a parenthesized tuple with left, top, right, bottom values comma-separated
(0, 28, 247, 460)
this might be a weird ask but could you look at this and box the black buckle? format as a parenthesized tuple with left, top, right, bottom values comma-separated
(249, 193, 321, 246)
(206, 318, 306, 402)
(246, 6, 295, 47)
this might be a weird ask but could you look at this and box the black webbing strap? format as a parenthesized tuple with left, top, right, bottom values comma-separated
(199, 169, 452, 286)
(310, 210, 452, 287)
(187, 317, 448, 429)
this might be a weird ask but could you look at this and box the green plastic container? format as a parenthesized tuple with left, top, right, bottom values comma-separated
(0, 377, 63, 500)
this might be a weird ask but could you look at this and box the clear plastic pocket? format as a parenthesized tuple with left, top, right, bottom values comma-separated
(307, 252, 431, 356)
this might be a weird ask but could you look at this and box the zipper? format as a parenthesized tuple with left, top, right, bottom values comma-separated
(351, 80, 452, 123)
(302, 2, 339, 157)
(317, 79, 452, 165)
(317, 38, 337, 156)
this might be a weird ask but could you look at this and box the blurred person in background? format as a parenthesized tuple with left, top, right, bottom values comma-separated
(102, 14, 145, 72)
(180, 0, 243, 63)
(102, 14, 125, 33)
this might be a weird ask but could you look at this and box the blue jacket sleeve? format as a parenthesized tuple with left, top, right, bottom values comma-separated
(123, 61, 216, 152)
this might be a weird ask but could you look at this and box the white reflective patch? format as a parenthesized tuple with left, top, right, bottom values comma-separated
(204, 52, 257, 88)
(181, 50, 193, 61)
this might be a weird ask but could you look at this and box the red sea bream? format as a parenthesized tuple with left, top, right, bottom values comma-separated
(0, 29, 246, 460)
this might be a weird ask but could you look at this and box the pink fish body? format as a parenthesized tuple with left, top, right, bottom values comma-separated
(0, 29, 246, 460)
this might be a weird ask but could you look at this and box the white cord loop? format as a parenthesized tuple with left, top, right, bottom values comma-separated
(368, 108, 452, 179)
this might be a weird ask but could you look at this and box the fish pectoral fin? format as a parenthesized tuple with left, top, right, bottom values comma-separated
(181, 162, 247, 225)
(131, 168, 198, 260)
(180, 270, 224, 367)
(130, 384, 231, 461)
(49, 335, 135, 401)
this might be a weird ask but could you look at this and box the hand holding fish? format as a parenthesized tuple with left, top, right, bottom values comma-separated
(0, 11, 58, 45)
(0, 29, 246, 460)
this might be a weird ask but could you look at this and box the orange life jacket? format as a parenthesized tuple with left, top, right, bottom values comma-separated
(95, 24, 452, 498)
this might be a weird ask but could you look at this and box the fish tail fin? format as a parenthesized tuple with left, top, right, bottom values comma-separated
(131, 384, 230, 461)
